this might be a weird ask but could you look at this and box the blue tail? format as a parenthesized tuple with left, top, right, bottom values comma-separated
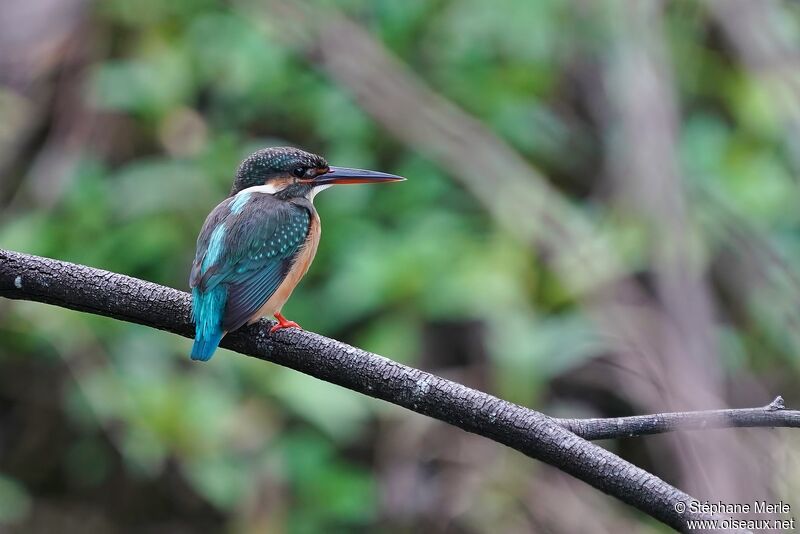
(191, 329, 224, 361)
(191, 286, 226, 362)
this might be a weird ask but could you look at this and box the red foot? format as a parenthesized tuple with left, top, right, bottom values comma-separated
(270, 312, 302, 333)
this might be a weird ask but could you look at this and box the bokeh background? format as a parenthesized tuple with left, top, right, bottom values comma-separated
(2, 0, 800, 532)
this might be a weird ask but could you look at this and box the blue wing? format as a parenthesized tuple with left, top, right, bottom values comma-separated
(189, 194, 311, 361)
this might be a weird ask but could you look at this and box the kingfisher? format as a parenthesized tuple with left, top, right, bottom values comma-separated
(189, 147, 404, 361)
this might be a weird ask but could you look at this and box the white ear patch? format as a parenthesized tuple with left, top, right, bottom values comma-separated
(307, 184, 332, 201)
(230, 184, 282, 214)
(241, 183, 282, 195)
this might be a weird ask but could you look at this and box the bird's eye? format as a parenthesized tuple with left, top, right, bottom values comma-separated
(292, 167, 305, 178)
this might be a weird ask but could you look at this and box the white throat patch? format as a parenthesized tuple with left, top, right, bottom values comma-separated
(307, 184, 332, 201)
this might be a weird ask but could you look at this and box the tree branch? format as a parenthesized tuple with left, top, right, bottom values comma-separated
(1, 249, 750, 531)
(558, 396, 800, 441)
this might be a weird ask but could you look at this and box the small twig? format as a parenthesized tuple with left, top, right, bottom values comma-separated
(555, 396, 800, 441)
(767, 395, 785, 411)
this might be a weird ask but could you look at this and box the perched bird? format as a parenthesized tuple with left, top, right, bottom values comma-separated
(189, 147, 404, 361)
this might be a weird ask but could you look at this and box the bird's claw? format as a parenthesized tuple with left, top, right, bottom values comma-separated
(270, 313, 302, 333)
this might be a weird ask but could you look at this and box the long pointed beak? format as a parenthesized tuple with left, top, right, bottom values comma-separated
(310, 166, 405, 186)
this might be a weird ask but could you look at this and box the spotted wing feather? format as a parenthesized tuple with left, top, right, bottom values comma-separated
(195, 194, 311, 332)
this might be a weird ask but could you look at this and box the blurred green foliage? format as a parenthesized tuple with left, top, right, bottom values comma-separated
(3, 0, 800, 531)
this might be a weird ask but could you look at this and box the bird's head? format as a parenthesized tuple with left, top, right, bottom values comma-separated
(230, 147, 404, 200)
